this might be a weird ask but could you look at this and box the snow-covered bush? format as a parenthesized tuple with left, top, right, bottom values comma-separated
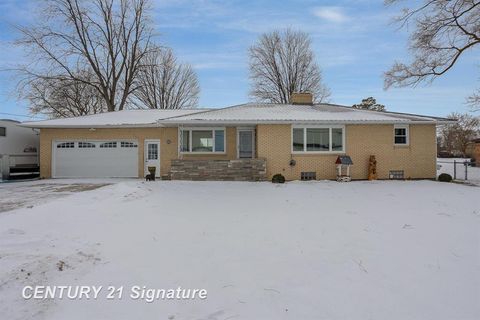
(272, 174, 285, 183)
(438, 173, 453, 182)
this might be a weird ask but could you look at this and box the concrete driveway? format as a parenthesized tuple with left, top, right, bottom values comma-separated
(0, 179, 113, 213)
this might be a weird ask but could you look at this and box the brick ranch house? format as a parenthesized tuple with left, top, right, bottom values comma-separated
(21, 93, 453, 181)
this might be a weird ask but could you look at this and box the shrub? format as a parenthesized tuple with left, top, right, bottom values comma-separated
(438, 173, 453, 182)
(272, 174, 286, 184)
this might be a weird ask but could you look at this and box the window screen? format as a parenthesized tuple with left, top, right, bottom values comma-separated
(214, 130, 225, 152)
(394, 127, 408, 145)
(181, 130, 190, 152)
(293, 127, 344, 152)
(307, 128, 329, 151)
(332, 128, 343, 151)
(292, 128, 304, 151)
(192, 130, 213, 152)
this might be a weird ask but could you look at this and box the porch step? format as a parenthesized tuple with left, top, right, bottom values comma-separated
(8, 166, 40, 180)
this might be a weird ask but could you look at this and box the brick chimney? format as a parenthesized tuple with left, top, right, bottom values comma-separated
(290, 92, 313, 105)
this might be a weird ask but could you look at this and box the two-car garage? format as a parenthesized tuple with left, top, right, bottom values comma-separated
(52, 140, 139, 178)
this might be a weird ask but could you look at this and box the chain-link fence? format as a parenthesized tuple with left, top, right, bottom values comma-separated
(437, 158, 479, 183)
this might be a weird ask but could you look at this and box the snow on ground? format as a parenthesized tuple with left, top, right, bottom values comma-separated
(437, 158, 480, 185)
(0, 180, 479, 320)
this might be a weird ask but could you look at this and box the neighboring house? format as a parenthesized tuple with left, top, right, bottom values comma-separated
(466, 138, 480, 162)
(21, 93, 453, 181)
(0, 119, 40, 179)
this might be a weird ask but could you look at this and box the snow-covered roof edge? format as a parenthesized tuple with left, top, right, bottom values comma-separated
(158, 103, 455, 124)
(19, 108, 212, 128)
(319, 103, 454, 122)
(20, 103, 455, 128)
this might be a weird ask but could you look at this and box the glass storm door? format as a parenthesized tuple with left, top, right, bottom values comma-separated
(144, 140, 160, 177)
(238, 130, 254, 159)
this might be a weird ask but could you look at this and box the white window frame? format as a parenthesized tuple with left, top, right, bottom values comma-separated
(179, 127, 226, 154)
(394, 124, 409, 146)
(291, 125, 346, 154)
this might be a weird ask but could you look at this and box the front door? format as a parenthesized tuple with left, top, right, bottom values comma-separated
(144, 140, 160, 177)
(238, 129, 255, 159)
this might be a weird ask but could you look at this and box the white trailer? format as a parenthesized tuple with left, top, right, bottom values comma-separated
(0, 119, 40, 180)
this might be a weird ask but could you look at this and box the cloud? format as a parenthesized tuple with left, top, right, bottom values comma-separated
(312, 7, 349, 23)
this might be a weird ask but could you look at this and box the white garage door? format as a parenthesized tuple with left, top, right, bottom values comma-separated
(53, 140, 139, 178)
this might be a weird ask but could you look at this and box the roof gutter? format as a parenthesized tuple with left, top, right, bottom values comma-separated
(19, 119, 456, 129)
(18, 123, 165, 129)
(158, 119, 456, 125)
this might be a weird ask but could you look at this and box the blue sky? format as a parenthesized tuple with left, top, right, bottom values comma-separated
(0, 0, 478, 121)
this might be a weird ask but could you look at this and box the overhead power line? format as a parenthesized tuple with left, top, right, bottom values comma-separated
(0, 112, 44, 120)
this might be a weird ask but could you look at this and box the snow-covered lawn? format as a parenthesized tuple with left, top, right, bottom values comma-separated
(0, 180, 478, 320)
(437, 158, 480, 185)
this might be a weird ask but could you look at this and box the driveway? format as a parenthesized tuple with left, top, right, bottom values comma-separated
(0, 179, 113, 213)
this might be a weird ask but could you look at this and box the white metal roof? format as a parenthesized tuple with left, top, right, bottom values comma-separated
(20, 109, 211, 128)
(159, 103, 453, 125)
(20, 103, 453, 128)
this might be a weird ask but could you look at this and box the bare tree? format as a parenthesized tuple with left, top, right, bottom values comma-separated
(24, 70, 106, 118)
(352, 97, 386, 111)
(384, 0, 480, 111)
(15, 0, 154, 113)
(467, 89, 480, 108)
(133, 47, 200, 109)
(249, 29, 331, 104)
(440, 112, 479, 154)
